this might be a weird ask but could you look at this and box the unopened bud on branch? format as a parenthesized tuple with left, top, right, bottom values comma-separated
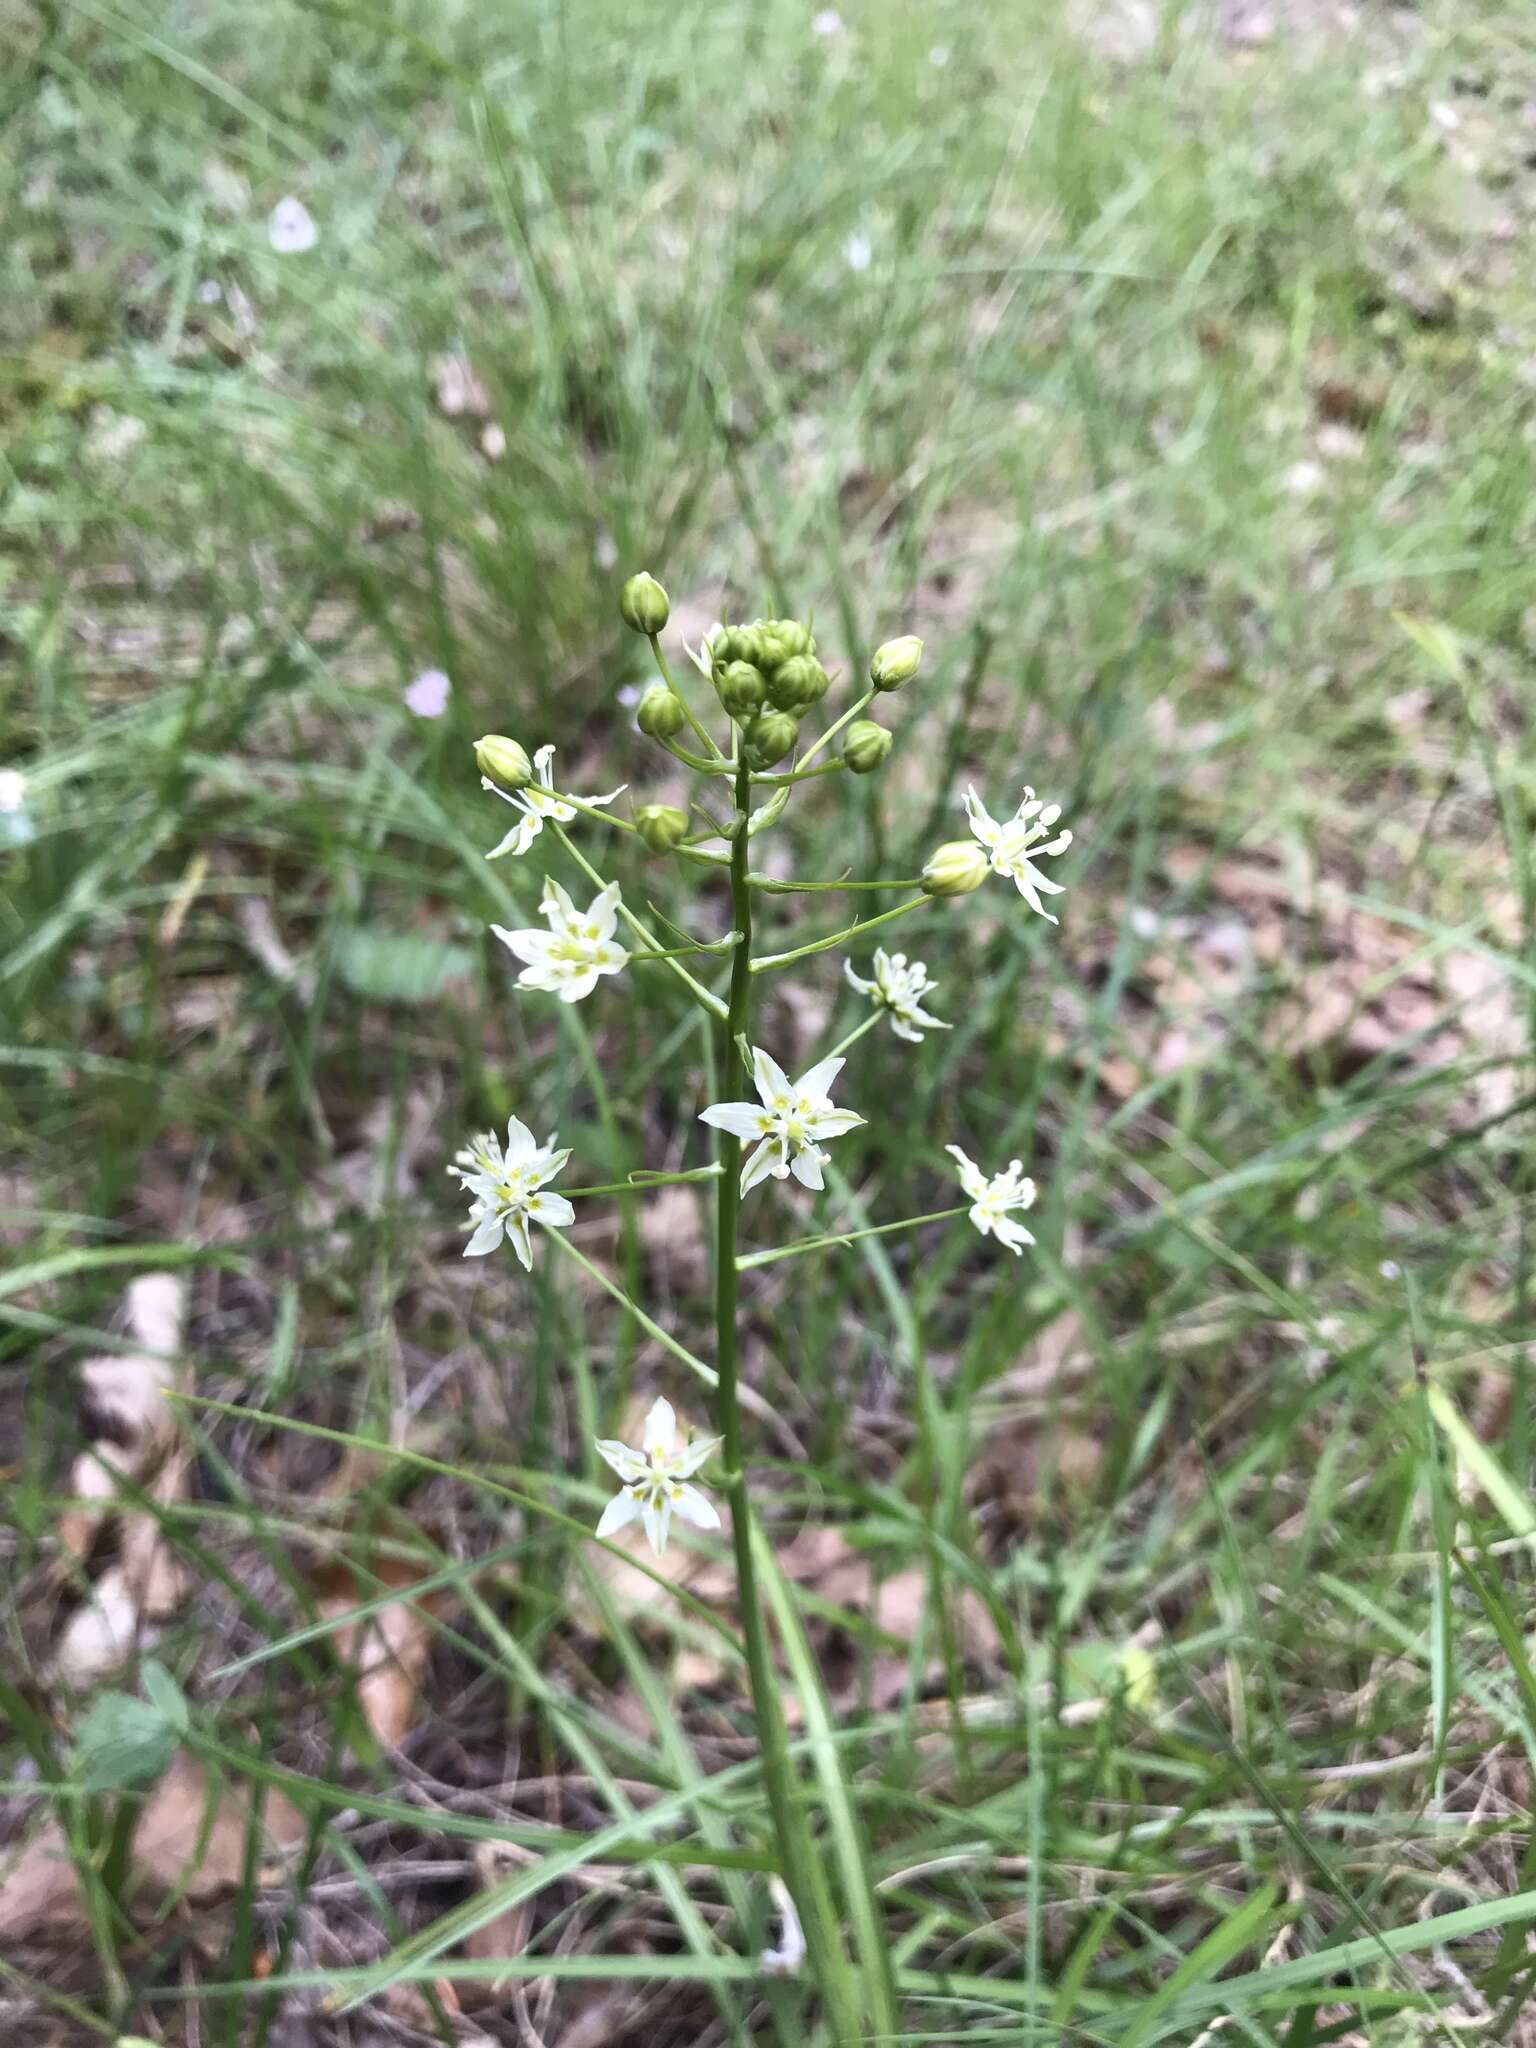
(634, 803, 690, 853)
(619, 572, 670, 635)
(843, 719, 892, 774)
(870, 635, 923, 690)
(747, 710, 799, 768)
(474, 734, 533, 790)
(767, 654, 829, 713)
(922, 840, 989, 897)
(716, 660, 767, 719)
(636, 681, 686, 740)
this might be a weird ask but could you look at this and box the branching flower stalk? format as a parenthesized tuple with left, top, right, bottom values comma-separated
(454, 573, 1075, 2030)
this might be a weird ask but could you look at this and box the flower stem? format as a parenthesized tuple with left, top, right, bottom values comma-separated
(549, 1231, 717, 1388)
(756, 688, 874, 780)
(563, 1164, 723, 1198)
(749, 758, 846, 788)
(550, 824, 727, 1022)
(629, 932, 741, 962)
(823, 1009, 883, 1063)
(713, 753, 833, 2009)
(749, 893, 927, 974)
(735, 1204, 969, 1272)
(749, 873, 921, 894)
(648, 633, 725, 759)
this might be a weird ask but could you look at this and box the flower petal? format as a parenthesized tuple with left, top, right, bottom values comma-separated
(507, 1211, 534, 1269)
(542, 876, 580, 931)
(993, 1215, 1036, 1254)
(789, 1144, 825, 1190)
(672, 1483, 719, 1531)
(533, 744, 558, 788)
(751, 1046, 794, 1108)
(804, 1106, 864, 1139)
(699, 1101, 770, 1139)
(642, 1495, 671, 1555)
(946, 1144, 987, 1199)
(963, 786, 1000, 848)
(529, 1191, 575, 1229)
(595, 1488, 642, 1538)
(843, 959, 874, 997)
(595, 1437, 647, 1480)
(795, 1053, 844, 1104)
(674, 1433, 723, 1479)
(529, 1144, 570, 1186)
(494, 925, 552, 965)
(590, 882, 623, 940)
(463, 1212, 505, 1257)
(504, 1118, 538, 1162)
(555, 966, 601, 1002)
(643, 1396, 677, 1457)
(486, 812, 542, 860)
(739, 1137, 783, 1195)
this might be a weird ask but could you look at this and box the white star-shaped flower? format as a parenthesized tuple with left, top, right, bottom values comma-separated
(946, 1144, 1037, 1255)
(844, 948, 950, 1044)
(484, 744, 625, 860)
(491, 878, 629, 1003)
(700, 1048, 865, 1196)
(962, 785, 1072, 921)
(451, 1117, 574, 1268)
(595, 1397, 721, 1554)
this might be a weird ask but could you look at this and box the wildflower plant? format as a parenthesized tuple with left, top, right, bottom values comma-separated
(447, 571, 1074, 2028)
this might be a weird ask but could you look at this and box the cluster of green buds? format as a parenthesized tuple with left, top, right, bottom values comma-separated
(617, 572, 918, 796)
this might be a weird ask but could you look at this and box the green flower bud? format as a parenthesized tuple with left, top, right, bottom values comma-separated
(636, 681, 686, 740)
(634, 802, 690, 853)
(773, 619, 814, 658)
(870, 634, 923, 690)
(474, 734, 533, 790)
(746, 709, 799, 768)
(619, 571, 670, 635)
(732, 624, 769, 667)
(842, 719, 892, 774)
(766, 654, 828, 712)
(922, 840, 990, 897)
(716, 659, 767, 719)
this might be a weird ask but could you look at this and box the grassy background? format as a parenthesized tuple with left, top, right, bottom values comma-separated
(5, 0, 1536, 2041)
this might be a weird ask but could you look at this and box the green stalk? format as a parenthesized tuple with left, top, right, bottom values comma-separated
(735, 1204, 968, 1272)
(550, 823, 727, 1020)
(822, 1008, 884, 1063)
(750, 893, 927, 974)
(712, 756, 856, 2038)
(648, 632, 725, 758)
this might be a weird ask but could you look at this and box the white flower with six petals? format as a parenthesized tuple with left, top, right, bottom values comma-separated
(843, 948, 950, 1044)
(491, 879, 629, 1003)
(700, 1048, 865, 1195)
(452, 1117, 575, 1267)
(595, 1397, 721, 1554)
(963, 785, 1072, 921)
(947, 1144, 1037, 1256)
(484, 744, 625, 860)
